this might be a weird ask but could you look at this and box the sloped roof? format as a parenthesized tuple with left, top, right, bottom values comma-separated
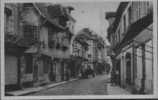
(33, 3, 66, 30)
(114, 13, 153, 52)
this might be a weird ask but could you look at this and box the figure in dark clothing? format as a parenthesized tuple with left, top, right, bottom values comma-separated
(111, 67, 117, 86)
(80, 68, 84, 78)
(86, 65, 95, 78)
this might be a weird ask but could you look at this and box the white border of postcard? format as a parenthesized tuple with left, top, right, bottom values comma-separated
(1, 0, 158, 99)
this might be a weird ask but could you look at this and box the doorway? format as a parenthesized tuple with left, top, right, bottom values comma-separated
(126, 52, 132, 85)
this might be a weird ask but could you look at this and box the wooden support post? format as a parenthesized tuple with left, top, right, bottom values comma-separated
(132, 44, 138, 93)
(139, 43, 146, 94)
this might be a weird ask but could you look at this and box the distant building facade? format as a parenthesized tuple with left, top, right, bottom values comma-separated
(71, 28, 107, 76)
(71, 37, 88, 77)
(106, 2, 153, 94)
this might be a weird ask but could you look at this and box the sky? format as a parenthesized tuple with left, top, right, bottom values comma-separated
(60, 1, 120, 44)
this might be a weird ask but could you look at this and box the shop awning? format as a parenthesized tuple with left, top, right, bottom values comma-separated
(25, 46, 38, 53)
(40, 49, 52, 59)
(114, 13, 153, 52)
(121, 14, 152, 44)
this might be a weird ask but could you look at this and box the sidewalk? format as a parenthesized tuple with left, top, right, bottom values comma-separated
(5, 79, 78, 96)
(107, 83, 131, 95)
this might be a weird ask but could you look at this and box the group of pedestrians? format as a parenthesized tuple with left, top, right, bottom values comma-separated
(107, 63, 119, 86)
(80, 65, 95, 78)
(78, 62, 119, 86)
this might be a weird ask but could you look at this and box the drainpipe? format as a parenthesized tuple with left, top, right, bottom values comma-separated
(17, 56, 24, 89)
(139, 43, 146, 94)
(17, 5, 22, 89)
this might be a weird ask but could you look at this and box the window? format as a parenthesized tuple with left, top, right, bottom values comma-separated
(41, 41, 45, 48)
(48, 29, 56, 48)
(147, 2, 152, 14)
(23, 25, 40, 41)
(123, 15, 126, 32)
(88, 54, 91, 58)
(128, 6, 132, 25)
(73, 42, 79, 56)
(5, 7, 14, 35)
(118, 29, 120, 43)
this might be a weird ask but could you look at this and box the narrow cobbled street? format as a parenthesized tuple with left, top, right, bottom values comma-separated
(30, 75, 108, 95)
(4, 1, 154, 98)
